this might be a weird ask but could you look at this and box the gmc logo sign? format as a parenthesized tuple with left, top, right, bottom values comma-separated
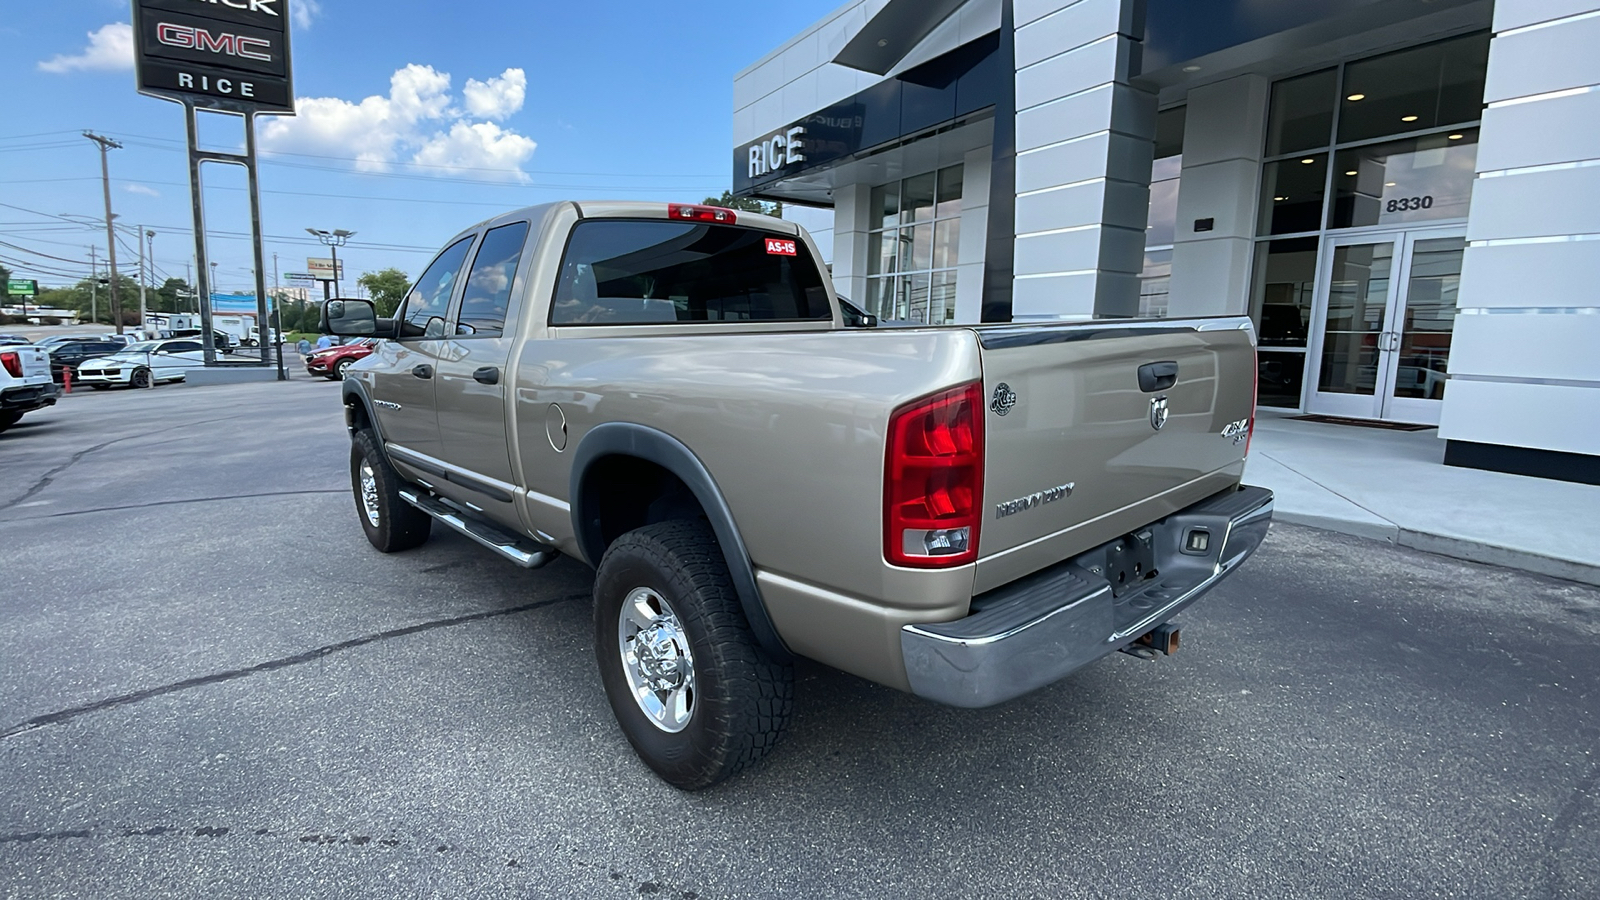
(156, 22, 272, 61)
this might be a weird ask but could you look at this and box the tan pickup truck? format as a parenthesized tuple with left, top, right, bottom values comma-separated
(321, 201, 1273, 789)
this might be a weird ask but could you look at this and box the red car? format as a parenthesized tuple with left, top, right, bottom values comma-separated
(305, 339, 378, 380)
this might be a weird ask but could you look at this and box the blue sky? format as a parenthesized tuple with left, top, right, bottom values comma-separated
(1, 0, 837, 294)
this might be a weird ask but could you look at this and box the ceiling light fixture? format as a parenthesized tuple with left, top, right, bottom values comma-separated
(1346, 93, 1366, 101)
(1182, 65, 1202, 73)
(1401, 115, 1419, 122)
(1448, 133, 1464, 140)
(877, 38, 888, 47)
(1300, 158, 1315, 164)
(1345, 170, 1358, 176)
(1274, 196, 1287, 201)
(1385, 182, 1397, 187)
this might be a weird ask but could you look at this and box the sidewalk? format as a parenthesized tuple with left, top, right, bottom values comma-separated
(1243, 411, 1600, 587)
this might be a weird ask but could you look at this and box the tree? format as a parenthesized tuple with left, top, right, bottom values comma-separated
(703, 190, 782, 219)
(155, 278, 195, 314)
(358, 268, 411, 318)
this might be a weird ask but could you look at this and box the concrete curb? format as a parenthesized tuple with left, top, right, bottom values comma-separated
(1275, 510, 1600, 588)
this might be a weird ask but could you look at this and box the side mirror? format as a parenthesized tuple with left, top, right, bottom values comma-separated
(322, 298, 378, 336)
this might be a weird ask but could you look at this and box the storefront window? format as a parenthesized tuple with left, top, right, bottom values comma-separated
(1138, 249, 1171, 318)
(1139, 106, 1185, 318)
(1330, 129, 1478, 229)
(867, 165, 963, 323)
(1257, 154, 1328, 236)
(1265, 69, 1337, 157)
(1249, 237, 1319, 408)
(1337, 33, 1491, 144)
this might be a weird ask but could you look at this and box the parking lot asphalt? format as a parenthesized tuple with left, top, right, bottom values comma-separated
(2, 381, 1598, 899)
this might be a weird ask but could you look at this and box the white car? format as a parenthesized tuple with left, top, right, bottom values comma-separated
(75, 339, 208, 389)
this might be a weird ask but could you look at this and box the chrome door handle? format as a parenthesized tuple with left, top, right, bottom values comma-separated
(412, 364, 434, 379)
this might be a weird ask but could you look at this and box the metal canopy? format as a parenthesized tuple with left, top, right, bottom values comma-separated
(833, 0, 968, 74)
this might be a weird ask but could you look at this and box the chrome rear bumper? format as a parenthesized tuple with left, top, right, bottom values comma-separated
(902, 484, 1274, 708)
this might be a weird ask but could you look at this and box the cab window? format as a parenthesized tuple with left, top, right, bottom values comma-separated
(551, 220, 830, 326)
(456, 222, 530, 337)
(400, 237, 475, 339)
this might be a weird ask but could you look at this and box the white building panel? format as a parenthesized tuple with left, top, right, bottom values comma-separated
(1493, 0, 1600, 32)
(1483, 12, 1600, 102)
(1477, 88, 1600, 172)
(1465, 165, 1600, 241)
(1457, 241, 1600, 308)
(1450, 314, 1600, 382)
(1016, 35, 1122, 111)
(1015, 0, 1127, 68)
(1438, 380, 1600, 455)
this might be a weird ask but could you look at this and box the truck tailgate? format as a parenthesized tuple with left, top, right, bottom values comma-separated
(12, 347, 53, 385)
(972, 318, 1256, 594)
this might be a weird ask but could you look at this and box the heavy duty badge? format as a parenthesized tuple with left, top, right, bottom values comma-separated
(1150, 395, 1169, 431)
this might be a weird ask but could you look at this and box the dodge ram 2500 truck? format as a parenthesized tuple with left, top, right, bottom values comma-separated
(321, 201, 1274, 790)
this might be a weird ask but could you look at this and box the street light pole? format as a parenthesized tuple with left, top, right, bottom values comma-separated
(84, 132, 124, 334)
(306, 228, 355, 302)
(89, 245, 98, 326)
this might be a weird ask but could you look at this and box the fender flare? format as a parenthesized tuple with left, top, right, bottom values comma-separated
(341, 379, 388, 445)
(570, 422, 792, 662)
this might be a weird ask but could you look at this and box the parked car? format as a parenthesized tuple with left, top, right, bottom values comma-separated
(74, 338, 208, 389)
(1, 345, 60, 433)
(321, 200, 1273, 790)
(45, 340, 126, 384)
(0, 334, 31, 347)
(304, 337, 376, 380)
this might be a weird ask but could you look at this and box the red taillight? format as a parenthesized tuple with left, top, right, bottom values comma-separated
(884, 383, 985, 568)
(0, 352, 21, 378)
(667, 203, 738, 224)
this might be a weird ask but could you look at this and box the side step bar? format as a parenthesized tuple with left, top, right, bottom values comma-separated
(398, 489, 558, 569)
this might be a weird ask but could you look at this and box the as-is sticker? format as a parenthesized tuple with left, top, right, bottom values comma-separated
(765, 238, 797, 256)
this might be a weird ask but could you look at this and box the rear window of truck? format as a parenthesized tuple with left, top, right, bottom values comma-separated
(551, 220, 831, 326)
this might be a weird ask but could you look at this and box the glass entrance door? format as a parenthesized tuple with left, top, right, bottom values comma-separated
(1306, 226, 1466, 424)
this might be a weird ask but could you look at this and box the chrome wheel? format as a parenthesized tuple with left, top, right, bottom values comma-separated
(359, 460, 381, 528)
(617, 587, 696, 733)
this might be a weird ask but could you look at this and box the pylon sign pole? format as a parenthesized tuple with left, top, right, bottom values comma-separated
(131, 0, 295, 370)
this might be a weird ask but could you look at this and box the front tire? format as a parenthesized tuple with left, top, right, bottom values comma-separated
(594, 519, 793, 790)
(334, 358, 354, 381)
(349, 429, 432, 552)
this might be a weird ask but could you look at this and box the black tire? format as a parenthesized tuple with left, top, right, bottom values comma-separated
(0, 411, 21, 434)
(130, 368, 152, 389)
(594, 519, 793, 790)
(334, 358, 354, 381)
(349, 429, 432, 552)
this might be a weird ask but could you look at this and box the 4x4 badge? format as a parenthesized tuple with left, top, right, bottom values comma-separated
(991, 383, 1017, 416)
(1150, 395, 1169, 431)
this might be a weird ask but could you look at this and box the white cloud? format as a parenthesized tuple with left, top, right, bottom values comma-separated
(125, 184, 160, 197)
(413, 122, 538, 181)
(462, 69, 527, 121)
(260, 63, 537, 179)
(291, 0, 323, 30)
(39, 22, 133, 73)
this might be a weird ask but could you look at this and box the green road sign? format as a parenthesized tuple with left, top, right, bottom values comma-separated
(6, 279, 38, 297)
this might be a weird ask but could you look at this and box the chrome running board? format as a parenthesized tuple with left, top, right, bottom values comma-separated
(398, 489, 558, 569)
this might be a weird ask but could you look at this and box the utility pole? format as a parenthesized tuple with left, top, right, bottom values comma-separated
(146, 230, 157, 316)
(89, 245, 99, 326)
(84, 132, 124, 334)
(137, 222, 148, 336)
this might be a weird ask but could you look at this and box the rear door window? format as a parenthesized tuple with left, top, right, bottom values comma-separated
(551, 220, 830, 326)
(456, 222, 530, 337)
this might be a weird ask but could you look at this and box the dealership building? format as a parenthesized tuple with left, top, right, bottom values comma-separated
(732, 0, 1599, 483)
